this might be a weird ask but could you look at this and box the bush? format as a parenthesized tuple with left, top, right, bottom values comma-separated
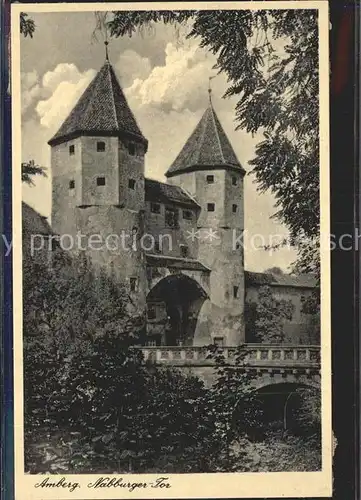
(245, 285, 294, 343)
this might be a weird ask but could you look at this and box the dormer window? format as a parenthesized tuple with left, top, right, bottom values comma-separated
(128, 143, 136, 156)
(97, 141, 105, 152)
(96, 176, 106, 186)
(69, 145, 75, 155)
(69, 180, 75, 189)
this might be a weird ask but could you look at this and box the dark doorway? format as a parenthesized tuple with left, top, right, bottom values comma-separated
(146, 274, 207, 346)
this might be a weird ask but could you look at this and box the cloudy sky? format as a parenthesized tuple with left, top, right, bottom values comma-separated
(21, 11, 297, 272)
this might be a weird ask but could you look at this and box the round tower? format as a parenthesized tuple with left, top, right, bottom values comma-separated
(165, 98, 246, 345)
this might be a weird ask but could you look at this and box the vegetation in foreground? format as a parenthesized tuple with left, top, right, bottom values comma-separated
(24, 254, 321, 474)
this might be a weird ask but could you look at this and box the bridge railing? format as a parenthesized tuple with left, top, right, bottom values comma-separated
(139, 344, 320, 368)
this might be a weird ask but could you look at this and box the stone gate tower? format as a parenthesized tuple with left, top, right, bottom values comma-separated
(165, 97, 246, 345)
(48, 57, 148, 309)
(48, 54, 246, 346)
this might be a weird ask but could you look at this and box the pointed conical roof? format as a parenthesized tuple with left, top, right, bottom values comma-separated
(165, 104, 245, 178)
(48, 61, 147, 148)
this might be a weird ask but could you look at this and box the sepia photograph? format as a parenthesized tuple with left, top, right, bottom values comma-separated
(12, 2, 331, 498)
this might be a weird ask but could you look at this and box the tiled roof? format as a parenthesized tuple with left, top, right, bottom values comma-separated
(165, 104, 245, 178)
(22, 202, 52, 235)
(48, 61, 147, 147)
(245, 271, 317, 289)
(146, 254, 210, 272)
(145, 178, 200, 208)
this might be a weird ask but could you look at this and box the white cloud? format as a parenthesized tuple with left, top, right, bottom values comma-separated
(21, 70, 42, 114)
(35, 64, 96, 131)
(124, 42, 225, 113)
(115, 50, 152, 89)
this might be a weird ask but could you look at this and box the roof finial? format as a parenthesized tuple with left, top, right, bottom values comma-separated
(208, 76, 215, 106)
(92, 13, 111, 62)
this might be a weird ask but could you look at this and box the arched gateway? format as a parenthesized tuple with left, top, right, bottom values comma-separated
(146, 272, 209, 346)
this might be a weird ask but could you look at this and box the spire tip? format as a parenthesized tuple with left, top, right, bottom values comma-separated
(208, 76, 215, 106)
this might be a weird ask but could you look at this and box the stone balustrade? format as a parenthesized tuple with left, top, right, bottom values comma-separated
(139, 344, 320, 369)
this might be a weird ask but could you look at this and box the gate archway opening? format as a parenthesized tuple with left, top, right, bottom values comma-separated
(251, 383, 321, 437)
(146, 274, 208, 346)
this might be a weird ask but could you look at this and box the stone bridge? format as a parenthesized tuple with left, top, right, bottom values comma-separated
(140, 344, 321, 390)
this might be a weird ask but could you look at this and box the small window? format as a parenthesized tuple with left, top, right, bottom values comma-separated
(147, 306, 156, 320)
(232, 204, 238, 213)
(69, 180, 75, 189)
(180, 245, 189, 258)
(146, 339, 157, 347)
(207, 203, 215, 212)
(128, 179, 136, 190)
(128, 143, 136, 156)
(213, 337, 224, 347)
(232, 176, 237, 186)
(96, 177, 106, 186)
(97, 141, 105, 152)
(130, 277, 137, 292)
(233, 286, 239, 299)
(69, 145, 75, 155)
(154, 241, 161, 254)
(182, 209, 192, 220)
(206, 175, 214, 184)
(165, 206, 178, 228)
(151, 203, 161, 214)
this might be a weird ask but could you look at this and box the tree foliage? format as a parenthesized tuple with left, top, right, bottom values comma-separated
(23, 254, 236, 473)
(290, 387, 321, 434)
(23, 251, 320, 472)
(22, 160, 47, 185)
(107, 9, 319, 271)
(264, 266, 284, 275)
(23, 252, 145, 349)
(245, 285, 294, 343)
(207, 346, 264, 446)
(20, 12, 35, 38)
